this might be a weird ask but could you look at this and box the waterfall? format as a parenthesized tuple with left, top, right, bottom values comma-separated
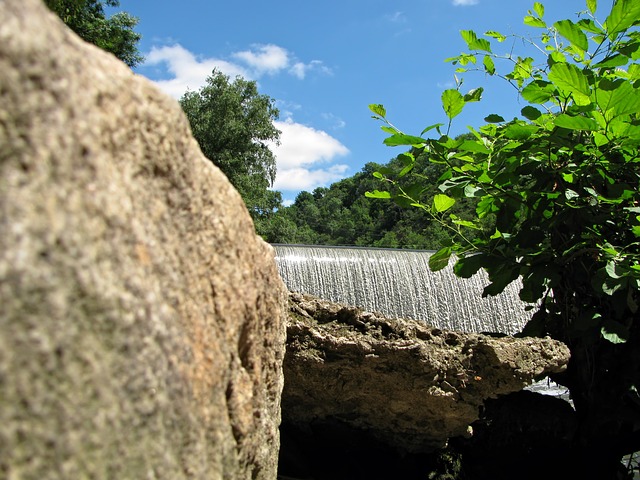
(273, 244, 534, 335)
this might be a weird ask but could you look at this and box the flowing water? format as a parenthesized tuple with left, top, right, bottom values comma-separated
(273, 244, 533, 335)
(273, 244, 566, 397)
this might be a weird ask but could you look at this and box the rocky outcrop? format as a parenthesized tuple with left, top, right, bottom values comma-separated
(281, 292, 570, 457)
(0, 1, 287, 479)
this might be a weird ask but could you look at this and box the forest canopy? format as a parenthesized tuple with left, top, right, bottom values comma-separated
(44, 0, 143, 68)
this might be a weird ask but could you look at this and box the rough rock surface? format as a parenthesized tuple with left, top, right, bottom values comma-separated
(282, 292, 570, 453)
(0, 1, 287, 478)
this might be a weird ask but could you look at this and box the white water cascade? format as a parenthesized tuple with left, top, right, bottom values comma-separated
(273, 244, 534, 335)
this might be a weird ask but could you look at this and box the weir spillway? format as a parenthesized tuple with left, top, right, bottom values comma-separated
(273, 244, 534, 335)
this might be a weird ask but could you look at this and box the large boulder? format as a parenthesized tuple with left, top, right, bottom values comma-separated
(281, 292, 570, 461)
(0, 1, 287, 478)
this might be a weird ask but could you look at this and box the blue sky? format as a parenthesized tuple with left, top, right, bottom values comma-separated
(125, 0, 589, 204)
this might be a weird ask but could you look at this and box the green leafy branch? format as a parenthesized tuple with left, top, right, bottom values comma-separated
(367, 0, 640, 345)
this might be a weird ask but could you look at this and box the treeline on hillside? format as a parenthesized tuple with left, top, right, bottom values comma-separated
(257, 150, 479, 249)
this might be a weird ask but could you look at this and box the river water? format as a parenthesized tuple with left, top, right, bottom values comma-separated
(273, 244, 534, 334)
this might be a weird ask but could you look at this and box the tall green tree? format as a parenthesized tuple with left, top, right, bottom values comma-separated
(179, 70, 282, 225)
(44, 0, 143, 68)
(369, 0, 640, 476)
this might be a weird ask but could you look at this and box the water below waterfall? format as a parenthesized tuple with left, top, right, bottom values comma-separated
(273, 244, 534, 335)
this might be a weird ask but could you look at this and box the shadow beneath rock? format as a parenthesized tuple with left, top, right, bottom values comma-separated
(450, 390, 577, 480)
(278, 417, 457, 480)
(278, 390, 579, 480)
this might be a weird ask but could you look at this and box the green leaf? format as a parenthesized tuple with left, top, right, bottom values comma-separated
(398, 152, 414, 165)
(429, 247, 452, 272)
(508, 57, 535, 87)
(383, 134, 427, 146)
(605, 260, 626, 279)
(483, 265, 521, 297)
(548, 62, 592, 106)
(601, 320, 628, 343)
(485, 114, 505, 123)
(608, 81, 640, 118)
(404, 183, 425, 201)
(533, 2, 544, 18)
(464, 87, 484, 102)
(433, 194, 456, 212)
(595, 79, 640, 122)
(565, 188, 580, 200)
(553, 113, 599, 130)
(524, 15, 546, 28)
(460, 30, 492, 52)
(587, 0, 597, 15)
(601, 276, 625, 295)
(397, 155, 415, 178)
(520, 311, 547, 336)
(369, 104, 386, 118)
(421, 123, 445, 135)
(451, 216, 479, 229)
(617, 40, 640, 59)
(521, 105, 542, 120)
(483, 55, 496, 75)
(485, 30, 506, 42)
(483, 278, 514, 297)
(593, 54, 628, 68)
(365, 190, 392, 199)
(521, 80, 556, 104)
(503, 123, 538, 139)
(464, 185, 484, 198)
(380, 126, 397, 134)
(604, 0, 640, 38)
(476, 196, 497, 218)
(629, 64, 640, 81)
(548, 51, 568, 67)
(458, 140, 490, 153)
(442, 89, 465, 120)
(454, 254, 486, 278)
(554, 19, 589, 52)
(577, 18, 602, 34)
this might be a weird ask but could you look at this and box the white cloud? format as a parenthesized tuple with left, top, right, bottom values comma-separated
(387, 11, 406, 22)
(384, 11, 412, 37)
(143, 43, 330, 99)
(233, 44, 290, 75)
(270, 119, 350, 191)
(289, 62, 307, 80)
(321, 112, 347, 129)
(145, 44, 248, 98)
(274, 165, 349, 192)
(437, 80, 456, 89)
(452, 0, 479, 5)
(289, 60, 332, 80)
(275, 100, 302, 120)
